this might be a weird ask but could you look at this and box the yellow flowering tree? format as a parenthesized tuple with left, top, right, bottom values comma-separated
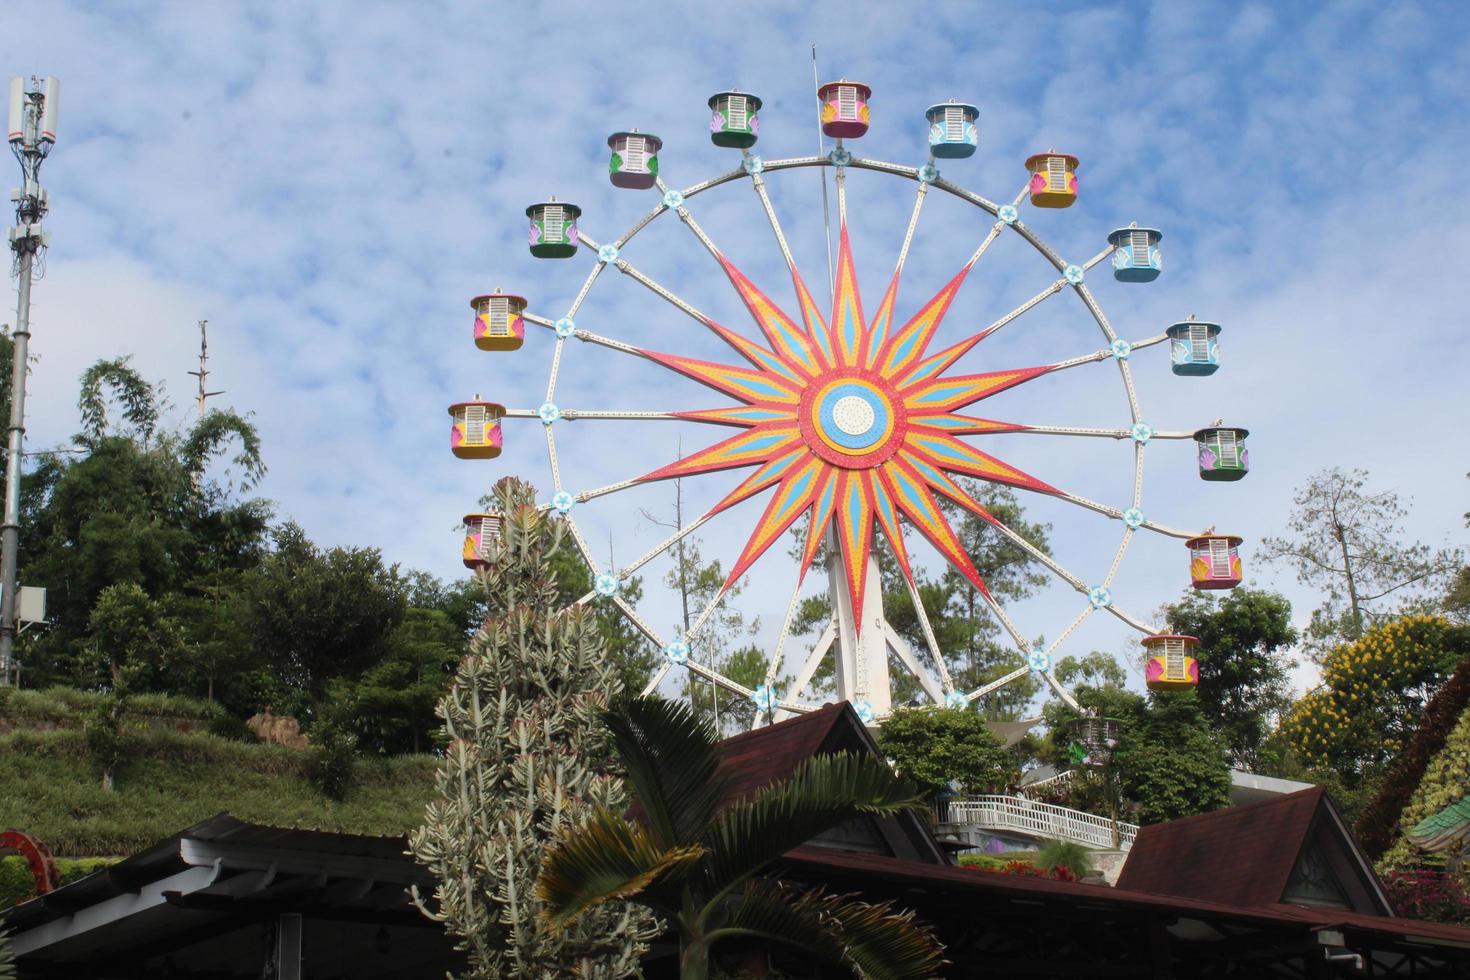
(1280, 616, 1463, 776)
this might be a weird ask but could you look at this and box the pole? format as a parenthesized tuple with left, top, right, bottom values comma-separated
(0, 248, 32, 682)
(0, 77, 57, 686)
(810, 44, 834, 303)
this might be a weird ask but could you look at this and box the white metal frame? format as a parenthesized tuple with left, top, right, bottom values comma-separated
(489, 137, 1222, 726)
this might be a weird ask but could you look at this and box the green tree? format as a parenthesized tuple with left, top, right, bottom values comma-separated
(17, 357, 270, 689)
(1444, 473, 1470, 624)
(878, 706, 1017, 799)
(1163, 588, 1299, 769)
(236, 522, 407, 706)
(1262, 468, 1461, 657)
(327, 607, 461, 755)
(537, 697, 945, 980)
(1053, 651, 1128, 690)
(86, 582, 187, 693)
(1115, 692, 1232, 824)
(1278, 615, 1469, 779)
(410, 478, 656, 978)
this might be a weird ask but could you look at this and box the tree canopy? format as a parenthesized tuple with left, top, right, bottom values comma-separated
(878, 707, 1017, 798)
(1163, 588, 1298, 769)
(1262, 468, 1462, 657)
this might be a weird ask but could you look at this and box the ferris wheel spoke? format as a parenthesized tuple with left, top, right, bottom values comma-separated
(1102, 600, 1158, 635)
(590, 241, 811, 378)
(898, 570, 953, 693)
(522, 312, 643, 357)
(612, 593, 666, 649)
(1042, 670, 1083, 713)
(882, 623, 946, 702)
(501, 408, 684, 421)
(774, 620, 837, 721)
(652, 176, 729, 267)
(543, 252, 607, 405)
(617, 510, 717, 580)
(964, 244, 1113, 349)
(862, 179, 929, 363)
(962, 666, 1031, 705)
(763, 544, 818, 691)
(686, 658, 754, 699)
(1010, 424, 1195, 439)
(562, 246, 608, 317)
(661, 171, 830, 372)
(641, 662, 672, 698)
(747, 170, 834, 350)
(1102, 528, 1135, 589)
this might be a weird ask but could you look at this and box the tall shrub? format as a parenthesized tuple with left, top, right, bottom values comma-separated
(410, 478, 655, 977)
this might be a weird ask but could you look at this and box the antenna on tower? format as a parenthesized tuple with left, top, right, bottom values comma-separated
(2, 75, 59, 685)
(187, 319, 226, 420)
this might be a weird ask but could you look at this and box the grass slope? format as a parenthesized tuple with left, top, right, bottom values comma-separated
(0, 729, 437, 857)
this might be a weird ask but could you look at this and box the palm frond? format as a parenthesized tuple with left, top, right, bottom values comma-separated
(797, 886, 947, 980)
(717, 879, 945, 980)
(536, 806, 705, 928)
(603, 696, 729, 849)
(701, 752, 925, 894)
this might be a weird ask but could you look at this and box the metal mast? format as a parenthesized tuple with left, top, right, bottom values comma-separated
(1, 76, 59, 685)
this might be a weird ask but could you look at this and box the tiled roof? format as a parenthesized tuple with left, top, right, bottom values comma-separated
(785, 846, 1470, 945)
(1116, 785, 1327, 907)
(715, 702, 855, 804)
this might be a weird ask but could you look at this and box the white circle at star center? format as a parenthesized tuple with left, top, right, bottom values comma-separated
(832, 395, 876, 436)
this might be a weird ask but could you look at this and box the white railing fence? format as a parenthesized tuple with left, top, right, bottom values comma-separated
(1016, 768, 1076, 799)
(938, 794, 1138, 851)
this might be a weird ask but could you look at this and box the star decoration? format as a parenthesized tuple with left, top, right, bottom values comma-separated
(631, 213, 1069, 633)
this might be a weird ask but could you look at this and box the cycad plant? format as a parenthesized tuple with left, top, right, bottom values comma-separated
(537, 697, 947, 979)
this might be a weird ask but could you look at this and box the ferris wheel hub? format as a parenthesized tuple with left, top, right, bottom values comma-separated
(801, 372, 904, 468)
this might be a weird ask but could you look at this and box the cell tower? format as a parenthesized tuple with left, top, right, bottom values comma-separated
(0, 76, 59, 685)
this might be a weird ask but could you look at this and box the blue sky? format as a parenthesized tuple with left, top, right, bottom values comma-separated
(2, 1, 1467, 703)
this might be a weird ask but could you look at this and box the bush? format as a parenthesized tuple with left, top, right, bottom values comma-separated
(206, 713, 255, 743)
(1382, 869, 1470, 924)
(1378, 706, 1470, 870)
(0, 686, 225, 731)
(1036, 839, 1095, 878)
(307, 724, 358, 801)
(1, 856, 116, 911)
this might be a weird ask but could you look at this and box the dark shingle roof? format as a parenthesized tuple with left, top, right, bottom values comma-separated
(1116, 786, 1328, 907)
(715, 702, 854, 804)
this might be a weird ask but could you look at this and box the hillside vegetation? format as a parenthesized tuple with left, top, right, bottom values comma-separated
(0, 725, 436, 857)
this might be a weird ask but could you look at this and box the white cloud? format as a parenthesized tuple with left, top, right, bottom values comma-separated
(2, 1, 1467, 708)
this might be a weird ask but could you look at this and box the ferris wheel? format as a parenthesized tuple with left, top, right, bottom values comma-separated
(448, 80, 1252, 726)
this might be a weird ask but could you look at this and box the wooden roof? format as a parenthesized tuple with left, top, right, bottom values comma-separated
(712, 702, 946, 865)
(1117, 785, 1394, 916)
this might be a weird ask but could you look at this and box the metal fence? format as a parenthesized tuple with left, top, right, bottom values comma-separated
(938, 794, 1138, 851)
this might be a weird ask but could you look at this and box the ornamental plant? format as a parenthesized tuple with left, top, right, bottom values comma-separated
(1357, 654, 1470, 859)
(1379, 704, 1470, 872)
(537, 697, 946, 980)
(410, 477, 656, 979)
(1280, 616, 1464, 776)
(1381, 869, 1470, 925)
